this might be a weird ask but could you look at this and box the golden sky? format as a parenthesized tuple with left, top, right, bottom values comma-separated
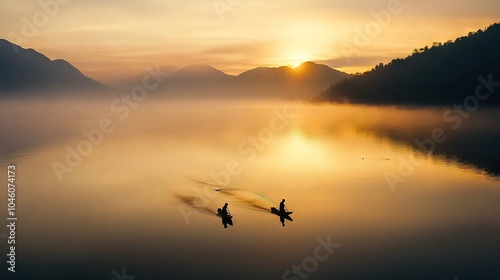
(1, 0, 499, 83)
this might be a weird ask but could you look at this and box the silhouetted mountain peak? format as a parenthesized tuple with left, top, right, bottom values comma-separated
(294, 61, 317, 70)
(177, 64, 228, 76)
(51, 59, 84, 75)
(0, 39, 12, 48)
(0, 38, 108, 95)
(294, 62, 345, 79)
(238, 65, 293, 79)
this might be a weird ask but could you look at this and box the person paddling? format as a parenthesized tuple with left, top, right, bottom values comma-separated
(279, 199, 286, 213)
(221, 203, 229, 216)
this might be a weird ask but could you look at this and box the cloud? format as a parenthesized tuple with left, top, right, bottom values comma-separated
(1, 0, 498, 82)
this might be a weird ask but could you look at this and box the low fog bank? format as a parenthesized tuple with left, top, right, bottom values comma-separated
(327, 105, 500, 176)
(0, 88, 119, 101)
(0, 87, 319, 102)
(2, 97, 499, 177)
(0, 97, 299, 161)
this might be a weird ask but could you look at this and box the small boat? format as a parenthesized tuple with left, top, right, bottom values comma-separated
(271, 207, 293, 221)
(217, 208, 233, 227)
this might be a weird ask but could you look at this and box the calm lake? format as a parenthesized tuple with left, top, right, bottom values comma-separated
(0, 99, 499, 280)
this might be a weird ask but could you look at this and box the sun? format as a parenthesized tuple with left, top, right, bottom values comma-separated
(292, 60, 303, 68)
(288, 52, 311, 68)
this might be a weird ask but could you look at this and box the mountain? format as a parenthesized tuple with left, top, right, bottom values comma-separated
(164, 64, 234, 95)
(237, 62, 349, 99)
(117, 62, 349, 99)
(175, 64, 229, 80)
(113, 65, 180, 90)
(319, 23, 500, 106)
(0, 39, 109, 96)
(0, 38, 348, 99)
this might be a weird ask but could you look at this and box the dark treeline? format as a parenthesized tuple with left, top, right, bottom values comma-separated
(320, 23, 500, 106)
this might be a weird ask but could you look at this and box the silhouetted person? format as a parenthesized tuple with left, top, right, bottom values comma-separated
(280, 199, 286, 213)
(221, 203, 229, 216)
(271, 199, 293, 227)
(218, 203, 233, 228)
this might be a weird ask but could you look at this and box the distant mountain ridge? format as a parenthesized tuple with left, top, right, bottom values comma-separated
(0, 38, 349, 99)
(320, 23, 500, 106)
(0, 39, 109, 96)
(238, 62, 349, 99)
(117, 62, 350, 99)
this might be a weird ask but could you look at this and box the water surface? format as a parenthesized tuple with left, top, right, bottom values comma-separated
(0, 100, 499, 280)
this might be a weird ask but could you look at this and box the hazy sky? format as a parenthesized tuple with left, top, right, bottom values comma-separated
(1, 0, 499, 83)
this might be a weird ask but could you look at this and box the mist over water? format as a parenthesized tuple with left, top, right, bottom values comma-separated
(1, 96, 499, 279)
